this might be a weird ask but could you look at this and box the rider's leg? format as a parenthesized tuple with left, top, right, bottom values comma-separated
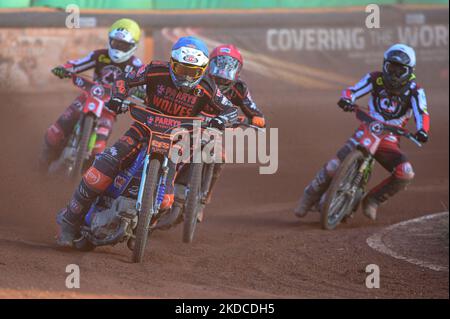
(362, 140, 414, 220)
(161, 160, 177, 210)
(204, 163, 224, 204)
(39, 95, 85, 171)
(92, 110, 115, 156)
(294, 140, 356, 217)
(56, 127, 142, 247)
(204, 144, 226, 204)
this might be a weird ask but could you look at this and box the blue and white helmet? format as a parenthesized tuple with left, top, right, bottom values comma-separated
(169, 36, 209, 92)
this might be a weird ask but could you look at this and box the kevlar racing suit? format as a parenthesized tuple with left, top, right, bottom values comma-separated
(41, 49, 144, 169)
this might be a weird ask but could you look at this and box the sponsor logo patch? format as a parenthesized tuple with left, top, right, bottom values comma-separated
(183, 55, 198, 63)
(363, 138, 372, 147)
(114, 175, 127, 189)
(85, 168, 101, 185)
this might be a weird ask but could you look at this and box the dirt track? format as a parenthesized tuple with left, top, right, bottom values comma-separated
(0, 77, 448, 298)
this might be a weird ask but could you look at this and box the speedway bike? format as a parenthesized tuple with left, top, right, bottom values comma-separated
(320, 106, 422, 230)
(48, 74, 112, 180)
(74, 101, 204, 263)
(154, 115, 266, 244)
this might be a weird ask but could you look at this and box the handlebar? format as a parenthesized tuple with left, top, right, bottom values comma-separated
(353, 105, 422, 148)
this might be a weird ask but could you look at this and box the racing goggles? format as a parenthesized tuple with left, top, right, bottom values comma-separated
(384, 61, 409, 79)
(110, 38, 135, 52)
(170, 58, 207, 79)
(209, 55, 241, 81)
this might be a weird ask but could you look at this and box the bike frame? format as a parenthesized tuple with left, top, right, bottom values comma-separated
(348, 107, 421, 194)
(129, 104, 203, 216)
(68, 75, 113, 163)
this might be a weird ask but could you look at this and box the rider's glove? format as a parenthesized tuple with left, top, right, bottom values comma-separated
(209, 117, 225, 130)
(251, 116, 266, 128)
(51, 66, 71, 79)
(131, 86, 146, 101)
(337, 98, 355, 112)
(106, 97, 128, 114)
(415, 129, 429, 143)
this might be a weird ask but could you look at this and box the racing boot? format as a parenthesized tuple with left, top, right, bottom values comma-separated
(294, 186, 322, 218)
(362, 172, 413, 221)
(56, 174, 102, 248)
(38, 141, 58, 174)
(361, 196, 379, 221)
(294, 159, 339, 218)
(56, 207, 82, 248)
(40, 123, 66, 173)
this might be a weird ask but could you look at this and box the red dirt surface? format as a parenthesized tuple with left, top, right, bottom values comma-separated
(0, 80, 448, 298)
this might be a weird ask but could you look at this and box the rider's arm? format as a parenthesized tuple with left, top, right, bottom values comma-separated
(111, 64, 148, 100)
(63, 51, 98, 74)
(52, 51, 98, 78)
(126, 57, 147, 100)
(411, 85, 430, 137)
(341, 73, 374, 103)
(233, 82, 266, 128)
(207, 87, 239, 128)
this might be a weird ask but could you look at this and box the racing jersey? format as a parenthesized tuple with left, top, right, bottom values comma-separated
(203, 79, 264, 120)
(113, 60, 238, 125)
(63, 49, 143, 86)
(342, 71, 430, 133)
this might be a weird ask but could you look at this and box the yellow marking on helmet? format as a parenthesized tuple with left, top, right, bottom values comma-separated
(98, 54, 111, 64)
(109, 18, 141, 43)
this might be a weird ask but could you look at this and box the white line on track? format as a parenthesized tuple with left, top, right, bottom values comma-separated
(366, 211, 449, 272)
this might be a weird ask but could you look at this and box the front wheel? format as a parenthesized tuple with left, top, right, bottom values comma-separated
(182, 162, 203, 243)
(71, 115, 94, 180)
(132, 158, 161, 263)
(321, 150, 366, 230)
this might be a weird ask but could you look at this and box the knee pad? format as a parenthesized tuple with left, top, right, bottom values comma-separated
(82, 166, 113, 193)
(336, 141, 354, 161)
(325, 158, 341, 177)
(393, 162, 415, 181)
(92, 146, 121, 177)
(45, 123, 65, 147)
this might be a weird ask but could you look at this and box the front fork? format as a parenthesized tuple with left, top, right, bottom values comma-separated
(136, 155, 169, 214)
(69, 116, 98, 158)
(350, 155, 374, 210)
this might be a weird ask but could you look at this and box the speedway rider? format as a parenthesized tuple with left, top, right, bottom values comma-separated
(39, 18, 145, 171)
(56, 36, 238, 248)
(202, 44, 266, 208)
(294, 44, 430, 220)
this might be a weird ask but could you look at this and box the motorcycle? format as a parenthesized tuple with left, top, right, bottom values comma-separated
(319, 106, 422, 230)
(48, 74, 112, 180)
(153, 115, 266, 244)
(74, 101, 205, 263)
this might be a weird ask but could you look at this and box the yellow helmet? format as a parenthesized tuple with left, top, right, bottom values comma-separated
(108, 18, 141, 63)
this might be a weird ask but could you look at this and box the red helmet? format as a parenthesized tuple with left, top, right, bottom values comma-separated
(209, 44, 243, 91)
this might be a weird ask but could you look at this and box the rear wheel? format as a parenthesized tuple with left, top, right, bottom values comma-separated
(182, 162, 203, 243)
(132, 158, 161, 263)
(321, 150, 366, 230)
(71, 115, 94, 180)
